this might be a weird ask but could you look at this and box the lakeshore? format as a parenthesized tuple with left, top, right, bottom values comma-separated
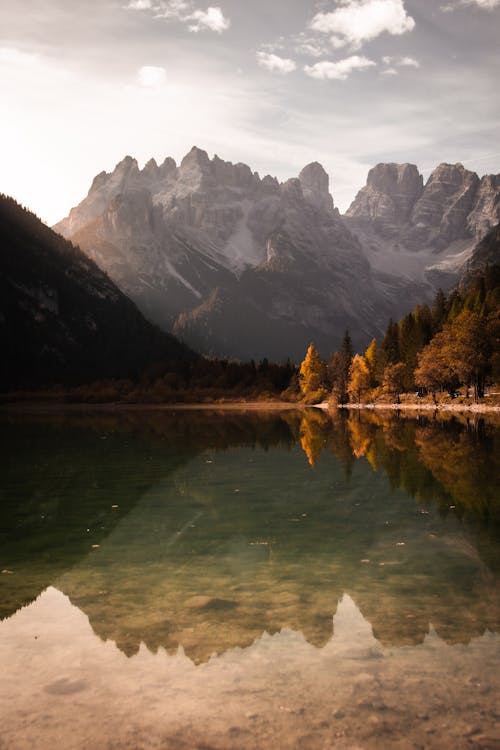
(1, 398, 500, 415)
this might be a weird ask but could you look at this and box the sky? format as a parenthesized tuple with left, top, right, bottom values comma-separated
(1, 0, 500, 225)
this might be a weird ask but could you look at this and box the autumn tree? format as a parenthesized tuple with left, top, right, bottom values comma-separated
(299, 343, 327, 403)
(382, 362, 406, 403)
(347, 354, 371, 403)
(414, 330, 458, 401)
(364, 337, 384, 389)
(448, 310, 491, 399)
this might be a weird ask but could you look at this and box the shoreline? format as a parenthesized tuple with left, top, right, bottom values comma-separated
(1, 399, 499, 414)
(315, 401, 500, 414)
(0, 400, 305, 414)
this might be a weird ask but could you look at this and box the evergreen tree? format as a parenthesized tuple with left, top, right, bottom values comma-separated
(431, 288, 448, 333)
(381, 319, 400, 364)
(327, 330, 353, 404)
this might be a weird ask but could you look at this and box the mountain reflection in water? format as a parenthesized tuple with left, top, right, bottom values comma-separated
(1, 408, 498, 662)
(1, 408, 499, 749)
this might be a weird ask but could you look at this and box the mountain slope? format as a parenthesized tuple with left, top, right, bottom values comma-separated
(460, 221, 500, 284)
(0, 195, 193, 389)
(55, 149, 425, 358)
(344, 162, 500, 288)
(54, 149, 500, 360)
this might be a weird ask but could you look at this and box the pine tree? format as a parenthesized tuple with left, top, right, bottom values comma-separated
(328, 330, 353, 404)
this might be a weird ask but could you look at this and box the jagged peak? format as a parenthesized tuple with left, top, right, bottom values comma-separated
(366, 162, 422, 189)
(180, 146, 211, 171)
(114, 155, 139, 171)
(298, 162, 334, 212)
(143, 157, 158, 171)
(299, 161, 328, 179)
(427, 162, 478, 181)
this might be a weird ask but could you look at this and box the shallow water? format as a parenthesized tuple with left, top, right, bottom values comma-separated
(1, 409, 499, 749)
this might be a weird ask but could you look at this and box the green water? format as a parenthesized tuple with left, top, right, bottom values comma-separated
(1, 409, 499, 749)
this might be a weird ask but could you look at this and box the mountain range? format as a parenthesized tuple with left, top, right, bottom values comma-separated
(54, 148, 500, 360)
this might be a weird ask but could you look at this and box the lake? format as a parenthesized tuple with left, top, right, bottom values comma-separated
(1, 408, 499, 749)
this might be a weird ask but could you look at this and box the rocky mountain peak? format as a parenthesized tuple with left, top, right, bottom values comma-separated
(180, 146, 211, 172)
(407, 162, 480, 248)
(365, 163, 422, 196)
(345, 162, 423, 236)
(298, 162, 334, 212)
(115, 155, 140, 175)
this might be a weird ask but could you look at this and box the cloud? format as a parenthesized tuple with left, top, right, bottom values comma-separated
(125, 1, 230, 32)
(153, 0, 190, 18)
(381, 66, 398, 75)
(441, 0, 499, 8)
(126, 0, 153, 9)
(137, 65, 167, 87)
(257, 52, 297, 74)
(0, 47, 40, 66)
(187, 6, 230, 32)
(309, 0, 415, 50)
(304, 55, 376, 80)
(383, 55, 420, 68)
(291, 33, 329, 58)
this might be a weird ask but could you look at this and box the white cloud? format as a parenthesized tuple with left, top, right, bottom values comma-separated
(400, 56, 419, 67)
(125, 0, 152, 9)
(291, 33, 329, 58)
(310, 0, 415, 50)
(137, 65, 167, 87)
(187, 6, 230, 32)
(381, 66, 398, 75)
(0, 47, 40, 66)
(383, 55, 420, 68)
(124, 0, 230, 31)
(257, 52, 297, 74)
(441, 0, 499, 8)
(304, 55, 376, 80)
(153, 0, 190, 18)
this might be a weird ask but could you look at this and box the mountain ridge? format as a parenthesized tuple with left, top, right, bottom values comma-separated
(54, 148, 500, 360)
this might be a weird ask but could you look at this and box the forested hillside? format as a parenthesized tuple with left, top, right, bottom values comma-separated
(0, 195, 193, 389)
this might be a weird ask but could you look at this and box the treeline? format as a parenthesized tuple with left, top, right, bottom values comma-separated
(297, 266, 500, 404)
(6, 356, 297, 404)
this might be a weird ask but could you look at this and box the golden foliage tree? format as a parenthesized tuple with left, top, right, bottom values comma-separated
(347, 354, 371, 403)
(299, 343, 327, 403)
(299, 411, 329, 466)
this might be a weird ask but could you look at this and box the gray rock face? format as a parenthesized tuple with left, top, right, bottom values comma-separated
(347, 162, 500, 250)
(460, 221, 500, 286)
(344, 161, 500, 290)
(346, 163, 423, 237)
(55, 148, 499, 361)
(55, 148, 398, 359)
(467, 174, 500, 239)
(298, 162, 334, 213)
(406, 163, 479, 249)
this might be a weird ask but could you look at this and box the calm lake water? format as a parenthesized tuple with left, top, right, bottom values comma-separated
(1, 408, 499, 750)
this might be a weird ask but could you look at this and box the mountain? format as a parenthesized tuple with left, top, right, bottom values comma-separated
(0, 195, 193, 390)
(344, 162, 500, 288)
(55, 149, 500, 360)
(460, 221, 500, 285)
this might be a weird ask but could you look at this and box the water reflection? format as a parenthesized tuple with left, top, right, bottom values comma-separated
(1, 408, 499, 748)
(2, 586, 499, 750)
(1, 408, 499, 660)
